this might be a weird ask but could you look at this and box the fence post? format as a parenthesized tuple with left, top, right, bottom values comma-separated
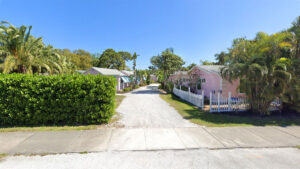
(210, 92, 212, 112)
(202, 90, 204, 110)
(218, 92, 220, 112)
(188, 87, 191, 102)
(180, 85, 181, 90)
(228, 92, 231, 112)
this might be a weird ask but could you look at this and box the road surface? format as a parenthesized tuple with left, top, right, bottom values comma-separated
(117, 84, 196, 128)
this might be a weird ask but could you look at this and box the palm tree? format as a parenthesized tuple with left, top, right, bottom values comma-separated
(0, 21, 74, 74)
(0, 21, 43, 73)
(221, 32, 293, 115)
(132, 52, 139, 84)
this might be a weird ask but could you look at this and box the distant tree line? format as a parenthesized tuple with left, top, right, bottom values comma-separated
(0, 21, 138, 75)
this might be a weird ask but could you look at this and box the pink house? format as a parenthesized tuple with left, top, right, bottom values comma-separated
(189, 65, 244, 98)
(168, 71, 190, 85)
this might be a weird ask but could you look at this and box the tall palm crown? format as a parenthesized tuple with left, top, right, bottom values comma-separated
(221, 32, 293, 114)
(0, 21, 74, 74)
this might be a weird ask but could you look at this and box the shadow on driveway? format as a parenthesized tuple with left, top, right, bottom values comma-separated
(131, 85, 161, 95)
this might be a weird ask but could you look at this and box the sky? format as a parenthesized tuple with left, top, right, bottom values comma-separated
(0, 0, 300, 69)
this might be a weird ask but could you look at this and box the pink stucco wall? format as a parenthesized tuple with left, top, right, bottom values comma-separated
(190, 67, 241, 98)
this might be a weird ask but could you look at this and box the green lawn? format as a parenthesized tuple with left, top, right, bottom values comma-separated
(0, 95, 126, 132)
(109, 95, 126, 123)
(0, 153, 7, 160)
(160, 94, 300, 127)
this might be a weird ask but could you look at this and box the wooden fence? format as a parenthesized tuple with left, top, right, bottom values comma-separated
(173, 86, 204, 109)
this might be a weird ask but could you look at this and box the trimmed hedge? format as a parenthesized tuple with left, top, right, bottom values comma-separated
(0, 74, 116, 126)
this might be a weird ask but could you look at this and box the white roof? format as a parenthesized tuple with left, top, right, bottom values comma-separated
(194, 65, 224, 74)
(90, 67, 125, 76)
(120, 70, 134, 76)
(173, 71, 188, 75)
(76, 70, 86, 74)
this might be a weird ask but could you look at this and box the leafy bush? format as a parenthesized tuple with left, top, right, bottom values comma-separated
(123, 87, 132, 92)
(181, 86, 189, 91)
(165, 82, 174, 93)
(139, 83, 146, 87)
(0, 74, 116, 126)
(133, 84, 139, 89)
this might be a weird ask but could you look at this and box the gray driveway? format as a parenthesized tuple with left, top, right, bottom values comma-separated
(117, 84, 196, 128)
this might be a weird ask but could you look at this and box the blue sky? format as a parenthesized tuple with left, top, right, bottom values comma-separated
(0, 0, 300, 69)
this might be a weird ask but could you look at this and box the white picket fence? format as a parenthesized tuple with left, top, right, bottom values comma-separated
(173, 85, 281, 113)
(269, 98, 282, 111)
(209, 92, 249, 112)
(173, 86, 204, 109)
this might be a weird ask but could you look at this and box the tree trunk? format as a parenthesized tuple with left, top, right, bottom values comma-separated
(18, 65, 26, 74)
(163, 69, 166, 89)
(296, 40, 300, 59)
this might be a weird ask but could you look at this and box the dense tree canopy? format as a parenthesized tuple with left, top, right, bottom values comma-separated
(58, 49, 92, 70)
(219, 16, 300, 114)
(97, 48, 132, 70)
(150, 48, 185, 86)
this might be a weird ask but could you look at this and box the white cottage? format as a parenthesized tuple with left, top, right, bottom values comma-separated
(84, 67, 133, 91)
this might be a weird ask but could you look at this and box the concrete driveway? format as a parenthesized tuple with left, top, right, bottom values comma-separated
(117, 84, 196, 128)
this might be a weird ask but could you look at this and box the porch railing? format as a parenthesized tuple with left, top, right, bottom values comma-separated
(173, 86, 204, 109)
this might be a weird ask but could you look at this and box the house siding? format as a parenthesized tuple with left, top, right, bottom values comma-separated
(84, 69, 121, 91)
(190, 67, 241, 98)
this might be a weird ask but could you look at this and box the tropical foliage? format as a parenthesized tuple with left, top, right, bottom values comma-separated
(0, 21, 75, 74)
(0, 74, 116, 126)
(97, 48, 132, 70)
(132, 52, 139, 84)
(150, 48, 185, 87)
(58, 49, 92, 70)
(219, 16, 300, 115)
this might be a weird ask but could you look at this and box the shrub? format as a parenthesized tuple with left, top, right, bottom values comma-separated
(132, 84, 139, 89)
(123, 87, 132, 92)
(181, 86, 189, 92)
(0, 74, 116, 126)
(165, 82, 174, 93)
(139, 83, 146, 87)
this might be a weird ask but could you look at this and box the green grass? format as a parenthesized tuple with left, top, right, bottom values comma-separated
(109, 95, 126, 123)
(160, 94, 300, 127)
(115, 95, 126, 109)
(0, 153, 7, 160)
(0, 125, 100, 132)
(0, 95, 126, 132)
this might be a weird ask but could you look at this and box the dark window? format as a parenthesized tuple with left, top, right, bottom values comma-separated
(197, 79, 201, 90)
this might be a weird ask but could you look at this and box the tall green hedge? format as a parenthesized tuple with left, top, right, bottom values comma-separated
(0, 74, 116, 126)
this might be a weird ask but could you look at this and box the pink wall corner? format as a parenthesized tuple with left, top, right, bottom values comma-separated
(190, 67, 241, 98)
(222, 79, 240, 98)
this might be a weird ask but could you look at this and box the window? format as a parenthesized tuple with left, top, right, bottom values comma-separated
(197, 79, 201, 90)
(201, 79, 206, 83)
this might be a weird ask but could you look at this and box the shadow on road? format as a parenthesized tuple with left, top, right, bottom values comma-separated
(131, 85, 161, 95)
